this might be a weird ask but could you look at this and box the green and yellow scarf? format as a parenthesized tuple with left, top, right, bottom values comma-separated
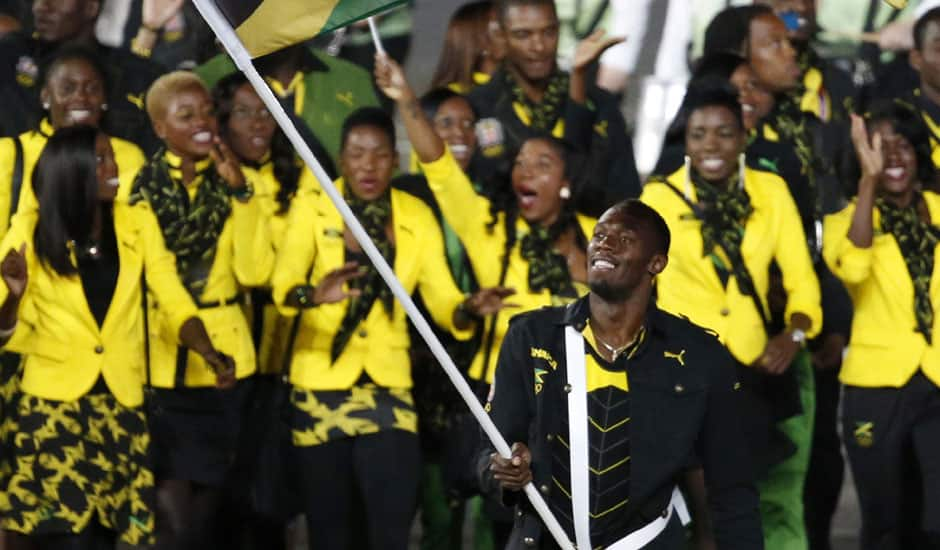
(128, 150, 231, 299)
(520, 214, 577, 298)
(331, 187, 395, 362)
(504, 68, 570, 132)
(877, 195, 940, 343)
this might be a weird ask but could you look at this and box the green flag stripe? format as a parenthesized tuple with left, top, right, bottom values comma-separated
(322, 0, 409, 34)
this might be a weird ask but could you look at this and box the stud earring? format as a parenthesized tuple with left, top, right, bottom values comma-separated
(42, 102, 50, 110)
(101, 103, 108, 111)
(559, 187, 571, 199)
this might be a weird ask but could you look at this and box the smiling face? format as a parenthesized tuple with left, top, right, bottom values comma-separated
(685, 105, 747, 183)
(153, 84, 217, 160)
(42, 57, 105, 129)
(433, 96, 477, 170)
(729, 63, 774, 131)
(94, 132, 118, 202)
(747, 13, 801, 93)
(512, 138, 568, 226)
(225, 83, 276, 163)
(500, 3, 559, 83)
(340, 125, 397, 201)
(588, 206, 667, 301)
(871, 120, 918, 202)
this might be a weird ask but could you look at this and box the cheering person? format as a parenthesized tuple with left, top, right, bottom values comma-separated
(130, 71, 274, 549)
(376, 54, 594, 387)
(272, 106, 512, 550)
(824, 104, 940, 548)
(640, 84, 821, 549)
(0, 46, 146, 240)
(0, 125, 233, 549)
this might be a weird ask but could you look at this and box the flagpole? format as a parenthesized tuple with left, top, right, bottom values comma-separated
(366, 17, 386, 55)
(191, 2, 575, 549)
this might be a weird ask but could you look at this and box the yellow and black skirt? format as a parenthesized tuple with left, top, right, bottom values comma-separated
(289, 381, 418, 447)
(0, 384, 154, 545)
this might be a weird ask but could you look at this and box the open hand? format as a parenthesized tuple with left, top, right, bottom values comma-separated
(850, 113, 883, 189)
(209, 137, 247, 190)
(1, 245, 27, 300)
(572, 30, 625, 73)
(462, 287, 518, 318)
(312, 261, 365, 305)
(142, 0, 185, 30)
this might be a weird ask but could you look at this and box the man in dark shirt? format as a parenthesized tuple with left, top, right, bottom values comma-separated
(482, 200, 763, 549)
(0, 0, 164, 153)
(911, 7, 940, 176)
(468, 0, 640, 217)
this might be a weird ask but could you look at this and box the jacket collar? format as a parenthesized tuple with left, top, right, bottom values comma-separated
(556, 293, 667, 339)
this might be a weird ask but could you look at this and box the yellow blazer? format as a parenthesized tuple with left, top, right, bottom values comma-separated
(640, 165, 822, 365)
(246, 161, 320, 374)
(420, 148, 595, 383)
(0, 204, 198, 407)
(144, 162, 275, 388)
(0, 120, 145, 239)
(271, 179, 471, 391)
(823, 194, 940, 388)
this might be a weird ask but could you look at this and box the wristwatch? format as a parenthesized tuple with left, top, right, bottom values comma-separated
(790, 328, 807, 344)
(293, 285, 317, 308)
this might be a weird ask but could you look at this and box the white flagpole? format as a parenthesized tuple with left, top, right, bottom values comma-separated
(366, 16, 386, 55)
(191, 2, 575, 549)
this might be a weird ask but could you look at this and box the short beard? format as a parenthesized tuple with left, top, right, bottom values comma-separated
(589, 279, 632, 303)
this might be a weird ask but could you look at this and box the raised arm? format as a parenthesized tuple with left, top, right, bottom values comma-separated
(374, 53, 446, 164)
(847, 113, 883, 249)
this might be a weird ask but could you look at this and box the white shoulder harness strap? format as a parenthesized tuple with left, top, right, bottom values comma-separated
(563, 324, 690, 550)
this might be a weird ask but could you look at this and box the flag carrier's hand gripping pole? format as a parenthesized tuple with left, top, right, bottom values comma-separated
(191, 2, 575, 549)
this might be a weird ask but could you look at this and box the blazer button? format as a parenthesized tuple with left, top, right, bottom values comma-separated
(674, 384, 685, 394)
(523, 537, 536, 547)
(546, 433, 554, 442)
(94, 345, 104, 354)
(563, 384, 572, 393)
(517, 508, 524, 518)
(358, 329, 368, 338)
(539, 484, 549, 495)
(720, 307, 730, 316)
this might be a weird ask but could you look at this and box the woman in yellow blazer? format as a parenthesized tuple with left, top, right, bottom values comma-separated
(824, 104, 940, 547)
(128, 72, 274, 548)
(212, 73, 334, 376)
(0, 47, 145, 240)
(376, 55, 595, 386)
(639, 84, 821, 549)
(272, 107, 505, 550)
(0, 127, 232, 548)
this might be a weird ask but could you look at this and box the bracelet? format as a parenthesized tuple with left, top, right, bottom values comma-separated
(232, 182, 254, 202)
(130, 36, 153, 58)
(292, 285, 317, 308)
(0, 322, 17, 339)
(141, 22, 162, 33)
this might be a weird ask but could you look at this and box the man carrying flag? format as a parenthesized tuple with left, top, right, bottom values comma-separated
(483, 200, 764, 549)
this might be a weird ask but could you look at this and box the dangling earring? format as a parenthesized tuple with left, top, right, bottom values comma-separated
(559, 187, 571, 199)
(738, 152, 746, 191)
(683, 155, 693, 201)
(101, 103, 108, 111)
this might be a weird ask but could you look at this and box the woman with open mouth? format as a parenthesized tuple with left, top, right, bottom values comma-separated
(0, 46, 146, 242)
(377, 54, 595, 389)
(824, 103, 940, 549)
(127, 71, 275, 549)
(641, 83, 821, 549)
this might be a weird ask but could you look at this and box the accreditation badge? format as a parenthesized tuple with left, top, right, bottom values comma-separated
(475, 117, 505, 159)
(15, 55, 37, 87)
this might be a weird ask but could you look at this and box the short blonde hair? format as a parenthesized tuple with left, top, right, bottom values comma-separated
(145, 71, 210, 123)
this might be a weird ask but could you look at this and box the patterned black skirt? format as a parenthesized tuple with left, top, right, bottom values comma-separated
(0, 388, 154, 545)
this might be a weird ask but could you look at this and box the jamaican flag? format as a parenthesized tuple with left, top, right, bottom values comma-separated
(214, 0, 407, 58)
